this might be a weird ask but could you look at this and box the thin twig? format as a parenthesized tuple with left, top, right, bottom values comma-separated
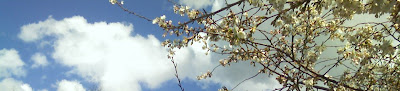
(116, 2, 152, 21)
(231, 72, 261, 91)
(170, 57, 185, 91)
(167, 0, 180, 6)
(210, 64, 221, 73)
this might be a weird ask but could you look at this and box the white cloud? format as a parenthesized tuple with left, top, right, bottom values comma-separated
(0, 48, 26, 78)
(57, 80, 86, 91)
(0, 49, 31, 91)
(19, 16, 280, 91)
(21, 84, 33, 91)
(179, 0, 214, 9)
(211, 0, 223, 12)
(19, 16, 174, 91)
(38, 89, 49, 91)
(0, 78, 32, 91)
(31, 52, 49, 68)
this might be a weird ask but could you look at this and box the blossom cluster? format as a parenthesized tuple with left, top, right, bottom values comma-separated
(173, 5, 200, 19)
(109, 0, 123, 5)
(113, 0, 400, 90)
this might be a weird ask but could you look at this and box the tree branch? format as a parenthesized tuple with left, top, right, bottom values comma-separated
(116, 2, 152, 21)
(231, 71, 261, 91)
(170, 57, 185, 91)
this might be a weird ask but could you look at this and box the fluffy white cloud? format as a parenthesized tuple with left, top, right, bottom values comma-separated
(57, 80, 86, 91)
(19, 16, 175, 91)
(0, 50, 31, 91)
(179, 0, 214, 9)
(0, 48, 26, 78)
(0, 78, 32, 91)
(19, 16, 280, 91)
(31, 52, 49, 68)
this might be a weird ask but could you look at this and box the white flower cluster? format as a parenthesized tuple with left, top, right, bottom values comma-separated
(109, 0, 117, 4)
(365, 0, 397, 17)
(303, 78, 314, 87)
(268, 0, 286, 11)
(173, 5, 199, 19)
(234, 26, 247, 39)
(174, 5, 189, 16)
(109, 0, 123, 5)
(332, 0, 363, 19)
(247, 0, 264, 7)
(196, 71, 211, 80)
(152, 15, 171, 28)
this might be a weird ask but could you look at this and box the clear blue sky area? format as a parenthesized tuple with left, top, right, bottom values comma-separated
(0, 0, 221, 91)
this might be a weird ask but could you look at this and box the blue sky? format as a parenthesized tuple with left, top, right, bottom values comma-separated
(0, 0, 280, 91)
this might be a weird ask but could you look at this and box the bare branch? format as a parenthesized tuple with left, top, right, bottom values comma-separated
(116, 2, 152, 21)
(231, 71, 261, 91)
(170, 57, 184, 91)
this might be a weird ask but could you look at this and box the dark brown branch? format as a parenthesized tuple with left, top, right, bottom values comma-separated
(116, 2, 152, 21)
(170, 57, 185, 91)
(231, 71, 261, 91)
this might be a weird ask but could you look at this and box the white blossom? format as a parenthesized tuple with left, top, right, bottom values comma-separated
(303, 78, 314, 87)
(160, 15, 166, 20)
(109, 0, 117, 4)
(152, 18, 159, 24)
(237, 31, 246, 39)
